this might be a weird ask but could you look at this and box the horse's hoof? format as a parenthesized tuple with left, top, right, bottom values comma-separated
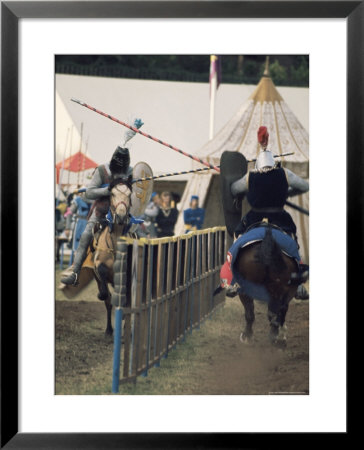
(104, 330, 113, 338)
(295, 284, 309, 300)
(240, 332, 252, 344)
(270, 335, 287, 349)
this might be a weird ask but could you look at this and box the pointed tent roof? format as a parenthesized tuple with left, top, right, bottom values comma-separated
(175, 60, 309, 262)
(56, 151, 98, 184)
(199, 57, 309, 178)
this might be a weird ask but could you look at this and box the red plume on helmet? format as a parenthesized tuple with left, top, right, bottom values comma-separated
(257, 126, 269, 148)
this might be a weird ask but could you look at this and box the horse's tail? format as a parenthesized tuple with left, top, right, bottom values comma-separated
(257, 225, 287, 272)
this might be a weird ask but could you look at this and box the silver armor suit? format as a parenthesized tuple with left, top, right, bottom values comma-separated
(70, 163, 133, 275)
(231, 168, 309, 198)
(85, 163, 133, 200)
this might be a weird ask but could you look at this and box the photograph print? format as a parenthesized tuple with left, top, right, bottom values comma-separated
(55, 54, 309, 395)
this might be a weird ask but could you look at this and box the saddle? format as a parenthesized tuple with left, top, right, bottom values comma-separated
(232, 223, 301, 264)
(244, 220, 292, 238)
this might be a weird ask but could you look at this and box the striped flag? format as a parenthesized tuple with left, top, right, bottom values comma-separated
(209, 55, 221, 97)
(209, 55, 221, 139)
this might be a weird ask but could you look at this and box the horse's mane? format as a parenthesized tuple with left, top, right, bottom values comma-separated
(111, 177, 133, 193)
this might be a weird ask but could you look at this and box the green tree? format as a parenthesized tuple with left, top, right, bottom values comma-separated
(269, 59, 287, 85)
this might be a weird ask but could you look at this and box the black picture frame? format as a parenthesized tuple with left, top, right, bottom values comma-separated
(1, 1, 357, 448)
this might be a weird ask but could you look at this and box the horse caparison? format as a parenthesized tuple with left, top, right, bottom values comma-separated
(93, 182, 132, 336)
(236, 225, 299, 347)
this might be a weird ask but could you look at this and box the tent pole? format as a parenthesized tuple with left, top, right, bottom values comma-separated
(77, 122, 84, 187)
(209, 70, 217, 140)
(67, 125, 73, 187)
(57, 128, 70, 205)
(81, 134, 89, 186)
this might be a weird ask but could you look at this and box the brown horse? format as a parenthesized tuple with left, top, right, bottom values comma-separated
(93, 182, 133, 336)
(235, 225, 301, 348)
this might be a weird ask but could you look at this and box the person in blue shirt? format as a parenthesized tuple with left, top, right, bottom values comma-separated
(183, 195, 205, 233)
(68, 194, 92, 251)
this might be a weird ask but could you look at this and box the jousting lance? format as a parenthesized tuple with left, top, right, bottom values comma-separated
(285, 200, 309, 216)
(71, 98, 221, 173)
(73, 167, 309, 215)
(72, 150, 294, 190)
(249, 152, 295, 162)
(73, 166, 217, 193)
(132, 166, 217, 183)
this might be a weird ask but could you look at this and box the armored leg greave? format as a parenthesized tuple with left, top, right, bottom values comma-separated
(71, 221, 95, 273)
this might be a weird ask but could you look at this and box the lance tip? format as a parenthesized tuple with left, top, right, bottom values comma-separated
(71, 98, 84, 105)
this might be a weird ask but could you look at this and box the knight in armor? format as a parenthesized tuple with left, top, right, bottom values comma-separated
(61, 146, 133, 286)
(183, 195, 205, 233)
(232, 126, 309, 240)
(226, 126, 309, 297)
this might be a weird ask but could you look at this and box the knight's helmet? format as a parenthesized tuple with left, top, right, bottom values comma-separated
(255, 126, 275, 171)
(110, 146, 130, 174)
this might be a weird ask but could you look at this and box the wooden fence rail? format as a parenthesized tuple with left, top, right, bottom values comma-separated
(111, 227, 227, 390)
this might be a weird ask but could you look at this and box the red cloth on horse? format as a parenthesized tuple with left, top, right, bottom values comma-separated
(219, 252, 233, 288)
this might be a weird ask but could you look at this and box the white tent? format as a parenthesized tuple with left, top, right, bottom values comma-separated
(56, 74, 308, 173)
(175, 63, 309, 262)
(56, 72, 308, 261)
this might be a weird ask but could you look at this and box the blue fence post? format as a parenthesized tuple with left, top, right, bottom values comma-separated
(68, 249, 74, 267)
(112, 307, 123, 393)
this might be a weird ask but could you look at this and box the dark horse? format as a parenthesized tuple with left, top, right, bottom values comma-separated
(93, 181, 133, 336)
(235, 225, 301, 348)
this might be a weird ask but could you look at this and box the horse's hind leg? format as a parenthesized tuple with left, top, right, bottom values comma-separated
(95, 263, 113, 336)
(239, 294, 255, 343)
(268, 296, 289, 348)
(104, 296, 113, 337)
(96, 263, 110, 301)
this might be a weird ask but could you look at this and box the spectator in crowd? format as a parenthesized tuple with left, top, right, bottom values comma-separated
(155, 191, 178, 237)
(67, 193, 92, 251)
(55, 199, 67, 262)
(183, 195, 205, 233)
(170, 192, 181, 208)
(137, 192, 160, 238)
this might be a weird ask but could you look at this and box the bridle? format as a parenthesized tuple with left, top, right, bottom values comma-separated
(113, 199, 129, 211)
(110, 183, 132, 224)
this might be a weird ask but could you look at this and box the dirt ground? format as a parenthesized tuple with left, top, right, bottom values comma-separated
(55, 293, 309, 395)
